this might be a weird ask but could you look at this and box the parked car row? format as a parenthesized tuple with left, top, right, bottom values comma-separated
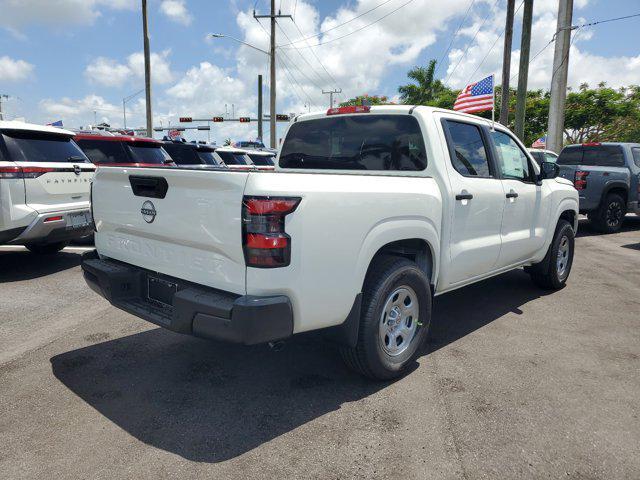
(0, 121, 276, 253)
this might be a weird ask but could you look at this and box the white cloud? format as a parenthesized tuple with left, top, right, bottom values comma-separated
(39, 94, 123, 126)
(160, 0, 193, 26)
(0, 0, 135, 31)
(0, 56, 34, 81)
(85, 50, 174, 87)
(443, 0, 640, 91)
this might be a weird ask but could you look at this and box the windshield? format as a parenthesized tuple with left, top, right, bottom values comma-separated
(197, 150, 219, 165)
(126, 143, 171, 164)
(216, 151, 252, 165)
(279, 114, 427, 170)
(247, 153, 275, 166)
(238, 141, 264, 149)
(2, 130, 89, 163)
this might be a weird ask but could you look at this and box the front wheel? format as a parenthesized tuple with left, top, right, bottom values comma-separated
(528, 219, 574, 290)
(340, 256, 431, 380)
(25, 241, 68, 255)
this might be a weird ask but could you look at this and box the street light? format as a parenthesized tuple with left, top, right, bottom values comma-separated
(122, 89, 144, 129)
(209, 33, 275, 148)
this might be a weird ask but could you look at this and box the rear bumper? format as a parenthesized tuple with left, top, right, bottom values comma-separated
(9, 208, 93, 245)
(81, 250, 293, 345)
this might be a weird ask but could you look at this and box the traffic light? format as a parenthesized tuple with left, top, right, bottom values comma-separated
(239, 117, 251, 123)
(276, 114, 290, 121)
(179, 117, 192, 123)
(212, 117, 224, 122)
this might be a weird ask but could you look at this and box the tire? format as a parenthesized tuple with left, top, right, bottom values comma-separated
(528, 219, 574, 290)
(25, 241, 68, 255)
(340, 256, 431, 380)
(588, 193, 626, 233)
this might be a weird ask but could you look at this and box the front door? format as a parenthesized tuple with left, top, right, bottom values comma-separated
(490, 129, 548, 266)
(441, 119, 506, 288)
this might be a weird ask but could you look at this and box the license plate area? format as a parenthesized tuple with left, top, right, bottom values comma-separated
(67, 211, 92, 229)
(147, 276, 178, 308)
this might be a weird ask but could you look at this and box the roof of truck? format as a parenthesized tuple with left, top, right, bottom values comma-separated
(74, 132, 162, 144)
(0, 120, 76, 136)
(293, 104, 500, 126)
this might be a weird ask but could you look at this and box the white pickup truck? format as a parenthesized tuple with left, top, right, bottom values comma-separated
(82, 105, 578, 379)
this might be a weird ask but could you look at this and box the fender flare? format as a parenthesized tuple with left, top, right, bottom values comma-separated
(600, 181, 629, 205)
(354, 217, 440, 292)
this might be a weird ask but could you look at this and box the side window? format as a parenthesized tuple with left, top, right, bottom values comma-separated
(490, 130, 535, 182)
(632, 148, 640, 168)
(445, 121, 491, 177)
(76, 140, 126, 164)
(543, 152, 558, 163)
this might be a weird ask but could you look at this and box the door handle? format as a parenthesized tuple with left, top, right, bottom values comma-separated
(455, 193, 473, 201)
(506, 191, 519, 199)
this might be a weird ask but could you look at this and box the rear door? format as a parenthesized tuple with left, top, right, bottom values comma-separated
(93, 167, 250, 294)
(1, 130, 94, 213)
(440, 119, 505, 287)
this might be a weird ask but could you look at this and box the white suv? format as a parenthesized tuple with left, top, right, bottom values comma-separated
(0, 121, 95, 254)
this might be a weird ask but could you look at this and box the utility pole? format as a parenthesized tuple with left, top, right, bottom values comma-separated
(547, 0, 574, 153)
(258, 74, 264, 141)
(322, 88, 342, 108)
(254, 2, 292, 149)
(142, 0, 153, 138)
(514, 0, 534, 140)
(499, 0, 515, 125)
(0, 94, 8, 121)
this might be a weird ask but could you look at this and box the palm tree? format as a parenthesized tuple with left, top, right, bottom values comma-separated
(398, 59, 446, 105)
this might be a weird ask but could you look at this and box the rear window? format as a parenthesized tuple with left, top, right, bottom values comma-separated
(126, 143, 171, 164)
(196, 150, 219, 165)
(2, 130, 89, 163)
(247, 153, 275, 166)
(558, 145, 625, 167)
(216, 151, 251, 165)
(76, 139, 128, 164)
(557, 146, 583, 165)
(279, 114, 427, 171)
(162, 143, 199, 165)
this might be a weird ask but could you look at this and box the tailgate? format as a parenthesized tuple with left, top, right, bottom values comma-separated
(93, 167, 250, 295)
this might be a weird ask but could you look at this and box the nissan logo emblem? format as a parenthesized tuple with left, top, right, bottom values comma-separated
(141, 201, 157, 223)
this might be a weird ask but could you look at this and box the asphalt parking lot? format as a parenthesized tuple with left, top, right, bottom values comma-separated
(1, 218, 639, 479)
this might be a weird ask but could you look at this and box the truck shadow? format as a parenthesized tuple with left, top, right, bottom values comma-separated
(576, 215, 640, 237)
(0, 249, 81, 282)
(50, 269, 547, 463)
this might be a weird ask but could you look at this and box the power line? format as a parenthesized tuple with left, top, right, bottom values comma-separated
(291, 19, 341, 88)
(574, 12, 640, 28)
(434, 0, 476, 76)
(280, 0, 416, 49)
(465, 0, 524, 85)
(275, 19, 329, 89)
(444, 0, 501, 85)
(278, 0, 395, 47)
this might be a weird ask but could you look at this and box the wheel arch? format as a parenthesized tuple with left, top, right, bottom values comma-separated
(601, 182, 629, 206)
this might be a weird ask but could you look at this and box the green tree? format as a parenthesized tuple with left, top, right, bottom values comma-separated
(339, 94, 391, 107)
(398, 59, 447, 105)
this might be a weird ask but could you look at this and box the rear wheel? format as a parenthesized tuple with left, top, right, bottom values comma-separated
(340, 256, 431, 380)
(588, 193, 626, 233)
(25, 241, 68, 255)
(528, 220, 574, 290)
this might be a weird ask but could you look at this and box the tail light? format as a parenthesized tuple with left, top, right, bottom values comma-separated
(89, 181, 96, 232)
(242, 196, 301, 268)
(0, 166, 55, 178)
(574, 170, 589, 190)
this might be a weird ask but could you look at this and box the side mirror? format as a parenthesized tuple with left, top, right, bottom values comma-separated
(539, 161, 559, 181)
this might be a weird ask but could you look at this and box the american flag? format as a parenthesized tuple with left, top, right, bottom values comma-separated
(453, 75, 494, 114)
(532, 135, 547, 148)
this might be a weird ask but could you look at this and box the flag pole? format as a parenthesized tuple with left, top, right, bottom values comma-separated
(491, 74, 496, 131)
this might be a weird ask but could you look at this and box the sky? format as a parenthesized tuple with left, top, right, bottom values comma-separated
(0, 0, 639, 143)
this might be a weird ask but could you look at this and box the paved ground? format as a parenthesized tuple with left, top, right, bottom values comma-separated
(1, 218, 639, 479)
